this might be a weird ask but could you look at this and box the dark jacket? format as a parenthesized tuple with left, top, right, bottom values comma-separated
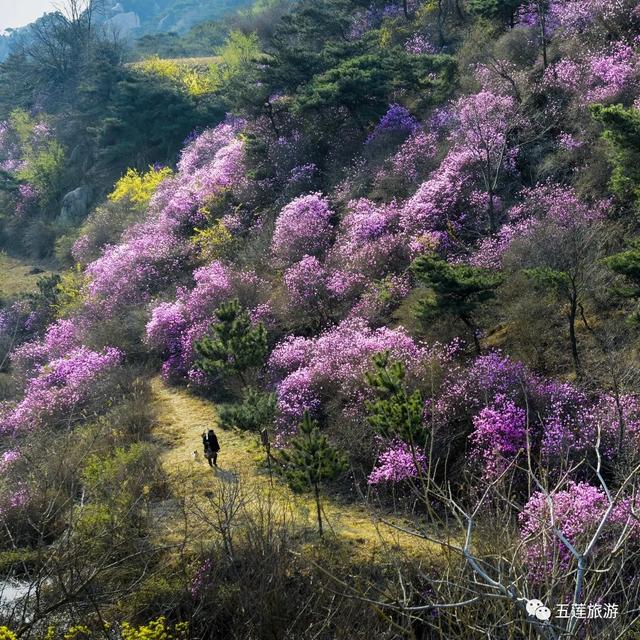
(206, 431, 220, 453)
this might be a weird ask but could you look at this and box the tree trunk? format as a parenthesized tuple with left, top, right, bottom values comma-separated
(538, 2, 548, 69)
(314, 483, 323, 537)
(436, 0, 445, 47)
(568, 292, 581, 377)
(461, 315, 481, 355)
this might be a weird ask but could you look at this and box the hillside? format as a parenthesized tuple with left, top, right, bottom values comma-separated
(1, 0, 640, 639)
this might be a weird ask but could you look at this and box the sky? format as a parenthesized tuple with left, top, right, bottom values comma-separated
(0, 0, 58, 32)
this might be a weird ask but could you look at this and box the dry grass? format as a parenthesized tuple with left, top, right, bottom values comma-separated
(0, 253, 53, 297)
(150, 378, 441, 559)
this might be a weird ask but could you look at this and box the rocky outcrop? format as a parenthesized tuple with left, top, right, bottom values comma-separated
(59, 186, 92, 224)
(104, 12, 141, 36)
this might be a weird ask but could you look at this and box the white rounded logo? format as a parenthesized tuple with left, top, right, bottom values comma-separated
(526, 599, 551, 621)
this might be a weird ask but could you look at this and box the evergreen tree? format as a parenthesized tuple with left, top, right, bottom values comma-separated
(365, 352, 426, 447)
(591, 104, 640, 210)
(524, 266, 583, 375)
(194, 299, 268, 388)
(412, 254, 503, 354)
(605, 239, 640, 323)
(219, 387, 277, 432)
(277, 412, 347, 536)
(467, 0, 523, 25)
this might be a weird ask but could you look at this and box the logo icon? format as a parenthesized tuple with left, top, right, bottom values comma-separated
(526, 599, 552, 621)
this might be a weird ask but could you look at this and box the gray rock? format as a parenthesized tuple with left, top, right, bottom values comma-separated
(104, 12, 141, 35)
(60, 186, 92, 224)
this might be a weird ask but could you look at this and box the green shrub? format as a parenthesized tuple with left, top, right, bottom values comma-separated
(219, 387, 276, 432)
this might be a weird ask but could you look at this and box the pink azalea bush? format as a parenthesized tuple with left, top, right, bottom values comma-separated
(271, 193, 334, 264)
(387, 129, 438, 182)
(368, 439, 427, 484)
(399, 90, 520, 249)
(85, 221, 192, 308)
(283, 255, 330, 309)
(85, 121, 245, 310)
(11, 318, 83, 378)
(331, 198, 407, 279)
(471, 395, 527, 480)
(269, 318, 425, 437)
(468, 183, 608, 269)
(543, 43, 639, 107)
(146, 261, 266, 381)
(1, 346, 123, 433)
(435, 351, 640, 482)
(0, 450, 20, 472)
(519, 482, 640, 582)
(366, 104, 420, 144)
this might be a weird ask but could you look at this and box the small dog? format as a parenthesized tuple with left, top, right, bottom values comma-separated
(192, 450, 200, 461)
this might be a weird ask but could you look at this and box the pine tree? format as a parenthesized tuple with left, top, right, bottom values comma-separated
(365, 352, 426, 447)
(412, 254, 503, 354)
(194, 299, 268, 388)
(591, 104, 640, 210)
(467, 0, 523, 26)
(277, 412, 347, 536)
(605, 239, 640, 323)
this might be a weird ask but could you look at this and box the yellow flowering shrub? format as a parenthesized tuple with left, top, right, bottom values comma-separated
(121, 617, 188, 640)
(63, 626, 91, 640)
(108, 166, 173, 208)
(192, 219, 234, 261)
(55, 264, 89, 318)
(0, 627, 17, 640)
(133, 56, 216, 96)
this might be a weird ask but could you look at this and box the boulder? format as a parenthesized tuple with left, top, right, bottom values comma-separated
(104, 12, 141, 35)
(59, 186, 91, 224)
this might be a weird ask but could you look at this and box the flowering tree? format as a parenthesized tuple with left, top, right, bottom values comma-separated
(452, 91, 519, 234)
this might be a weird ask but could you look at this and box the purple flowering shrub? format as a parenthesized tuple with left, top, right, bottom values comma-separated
(1, 346, 123, 433)
(271, 193, 334, 265)
(368, 438, 427, 485)
(268, 318, 425, 440)
(399, 156, 503, 257)
(467, 183, 608, 269)
(366, 104, 420, 145)
(282, 255, 333, 326)
(397, 90, 520, 255)
(470, 395, 528, 480)
(519, 482, 640, 583)
(331, 198, 407, 279)
(146, 262, 267, 382)
(434, 351, 640, 483)
(543, 42, 639, 107)
(0, 113, 54, 215)
(84, 122, 246, 311)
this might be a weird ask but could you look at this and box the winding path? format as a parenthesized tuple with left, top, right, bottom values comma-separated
(149, 378, 437, 557)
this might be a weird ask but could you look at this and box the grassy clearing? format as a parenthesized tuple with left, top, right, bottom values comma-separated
(150, 378, 441, 559)
(0, 252, 53, 297)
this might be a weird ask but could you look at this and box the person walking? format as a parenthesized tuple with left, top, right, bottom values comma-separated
(202, 429, 220, 467)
